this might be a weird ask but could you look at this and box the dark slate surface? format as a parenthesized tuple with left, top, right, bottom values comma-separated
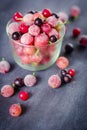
(0, 0, 87, 130)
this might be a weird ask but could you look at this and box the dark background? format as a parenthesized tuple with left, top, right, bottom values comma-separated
(0, 0, 87, 130)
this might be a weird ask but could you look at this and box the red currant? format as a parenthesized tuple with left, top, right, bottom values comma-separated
(68, 69, 76, 77)
(19, 23, 29, 33)
(42, 9, 51, 18)
(19, 91, 29, 101)
(13, 12, 23, 22)
(72, 27, 81, 37)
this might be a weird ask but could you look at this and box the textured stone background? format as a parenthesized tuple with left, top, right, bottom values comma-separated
(0, 0, 87, 130)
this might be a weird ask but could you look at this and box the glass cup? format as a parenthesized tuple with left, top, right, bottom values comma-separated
(6, 19, 65, 71)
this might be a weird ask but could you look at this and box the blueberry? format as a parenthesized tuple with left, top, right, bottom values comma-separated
(27, 11, 35, 14)
(61, 69, 67, 76)
(65, 43, 74, 54)
(49, 35, 57, 43)
(51, 13, 59, 19)
(68, 15, 75, 22)
(34, 18, 43, 27)
(14, 78, 24, 87)
(62, 74, 72, 83)
(12, 32, 21, 40)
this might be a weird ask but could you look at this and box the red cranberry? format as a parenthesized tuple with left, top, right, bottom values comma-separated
(72, 27, 81, 37)
(68, 69, 76, 77)
(19, 91, 29, 101)
(42, 9, 51, 18)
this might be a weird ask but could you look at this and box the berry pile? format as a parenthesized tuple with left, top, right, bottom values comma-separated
(1, 5, 87, 117)
(0, 73, 37, 116)
(61, 69, 76, 83)
(7, 9, 65, 67)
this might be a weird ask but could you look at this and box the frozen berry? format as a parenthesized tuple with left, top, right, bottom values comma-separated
(79, 35, 87, 46)
(20, 33, 34, 45)
(7, 22, 20, 35)
(61, 69, 67, 76)
(58, 12, 68, 23)
(1, 85, 14, 97)
(41, 56, 50, 65)
(42, 8, 51, 18)
(68, 69, 76, 77)
(9, 103, 22, 117)
(41, 23, 52, 34)
(31, 52, 43, 64)
(41, 23, 51, 34)
(33, 12, 44, 20)
(19, 23, 29, 33)
(28, 24, 40, 36)
(13, 12, 23, 22)
(34, 18, 43, 27)
(19, 91, 29, 101)
(46, 15, 58, 27)
(48, 74, 61, 88)
(14, 78, 24, 87)
(49, 35, 57, 43)
(56, 56, 69, 69)
(35, 33, 49, 47)
(72, 27, 81, 37)
(62, 74, 72, 83)
(0, 59, 11, 74)
(23, 13, 33, 25)
(23, 47, 36, 55)
(12, 32, 21, 40)
(48, 28, 58, 37)
(65, 43, 74, 54)
(24, 74, 37, 87)
(20, 55, 32, 64)
(70, 5, 81, 18)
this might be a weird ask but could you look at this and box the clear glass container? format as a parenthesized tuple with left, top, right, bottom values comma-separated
(6, 19, 65, 71)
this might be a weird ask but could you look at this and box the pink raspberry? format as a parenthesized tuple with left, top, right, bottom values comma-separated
(1, 85, 14, 97)
(23, 13, 33, 25)
(35, 33, 49, 47)
(70, 5, 81, 17)
(9, 103, 22, 117)
(24, 74, 37, 87)
(0, 59, 11, 74)
(48, 28, 58, 37)
(7, 22, 19, 35)
(46, 15, 58, 27)
(20, 33, 34, 45)
(41, 23, 52, 34)
(28, 24, 40, 36)
(48, 74, 61, 88)
(58, 12, 68, 23)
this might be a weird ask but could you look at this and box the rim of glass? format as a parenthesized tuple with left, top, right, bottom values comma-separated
(6, 19, 65, 48)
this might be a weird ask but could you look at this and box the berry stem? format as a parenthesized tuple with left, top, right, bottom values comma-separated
(32, 72, 35, 76)
(35, 49, 39, 55)
(16, 18, 23, 21)
(12, 83, 15, 88)
(2, 57, 5, 61)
